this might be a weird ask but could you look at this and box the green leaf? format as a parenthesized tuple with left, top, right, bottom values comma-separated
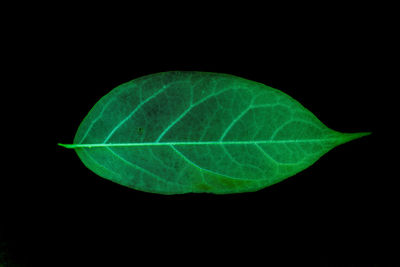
(59, 71, 370, 194)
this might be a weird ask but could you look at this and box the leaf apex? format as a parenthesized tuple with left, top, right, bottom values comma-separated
(340, 131, 371, 144)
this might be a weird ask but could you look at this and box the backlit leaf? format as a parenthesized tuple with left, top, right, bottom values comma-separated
(59, 71, 370, 194)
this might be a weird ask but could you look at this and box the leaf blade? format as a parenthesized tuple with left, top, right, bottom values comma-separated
(60, 71, 370, 194)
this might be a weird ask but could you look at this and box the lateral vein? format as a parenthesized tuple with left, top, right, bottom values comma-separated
(102, 83, 174, 143)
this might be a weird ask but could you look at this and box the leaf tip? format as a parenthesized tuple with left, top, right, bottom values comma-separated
(360, 131, 372, 137)
(341, 131, 371, 143)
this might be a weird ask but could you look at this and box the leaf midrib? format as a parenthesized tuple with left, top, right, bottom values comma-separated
(59, 138, 345, 148)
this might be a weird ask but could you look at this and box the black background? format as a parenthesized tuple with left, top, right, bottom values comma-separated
(1, 6, 397, 267)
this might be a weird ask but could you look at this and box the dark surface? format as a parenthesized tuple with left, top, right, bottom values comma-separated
(1, 9, 396, 267)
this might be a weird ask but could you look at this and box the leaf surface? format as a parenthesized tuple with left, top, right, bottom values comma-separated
(59, 71, 369, 194)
